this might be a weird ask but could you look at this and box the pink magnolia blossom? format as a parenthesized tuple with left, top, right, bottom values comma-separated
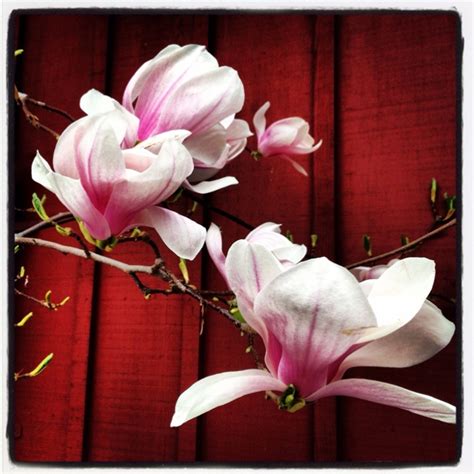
(253, 101, 322, 176)
(171, 243, 455, 426)
(206, 221, 306, 286)
(32, 110, 206, 260)
(121, 44, 247, 193)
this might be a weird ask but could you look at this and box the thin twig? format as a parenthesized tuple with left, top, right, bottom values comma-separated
(15, 234, 248, 332)
(346, 218, 456, 269)
(16, 212, 74, 237)
(20, 94, 76, 123)
(182, 190, 255, 231)
(15, 86, 60, 140)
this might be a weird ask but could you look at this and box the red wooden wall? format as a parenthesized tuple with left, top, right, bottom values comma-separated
(11, 12, 459, 463)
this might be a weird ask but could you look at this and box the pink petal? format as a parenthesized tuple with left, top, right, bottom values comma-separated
(153, 67, 244, 136)
(333, 299, 455, 380)
(205, 223, 227, 282)
(104, 141, 193, 234)
(74, 117, 126, 213)
(253, 258, 377, 397)
(134, 207, 206, 260)
(171, 369, 287, 427)
(282, 156, 309, 176)
(32, 152, 111, 240)
(253, 102, 270, 140)
(124, 45, 212, 114)
(307, 378, 455, 423)
(225, 241, 284, 361)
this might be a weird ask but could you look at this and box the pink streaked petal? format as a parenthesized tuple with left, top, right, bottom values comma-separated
(332, 300, 455, 380)
(154, 67, 244, 136)
(253, 258, 377, 397)
(281, 156, 308, 176)
(170, 369, 287, 427)
(183, 176, 238, 194)
(205, 223, 227, 283)
(225, 241, 284, 343)
(124, 44, 209, 114)
(104, 142, 193, 234)
(262, 124, 299, 150)
(253, 102, 270, 140)
(32, 152, 110, 240)
(307, 378, 455, 424)
(134, 207, 206, 260)
(73, 118, 125, 213)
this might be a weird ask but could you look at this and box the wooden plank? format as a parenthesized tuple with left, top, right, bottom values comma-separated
(335, 13, 458, 461)
(13, 14, 108, 461)
(83, 14, 208, 462)
(311, 15, 338, 462)
(198, 14, 317, 462)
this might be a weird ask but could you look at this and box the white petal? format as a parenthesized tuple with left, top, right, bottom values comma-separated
(205, 223, 227, 281)
(183, 176, 238, 194)
(356, 258, 436, 343)
(307, 378, 456, 424)
(333, 299, 455, 380)
(253, 102, 270, 140)
(171, 369, 286, 427)
(134, 207, 206, 260)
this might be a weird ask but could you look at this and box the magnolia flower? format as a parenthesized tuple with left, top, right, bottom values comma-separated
(32, 110, 206, 260)
(252, 101, 322, 176)
(206, 222, 306, 286)
(171, 243, 455, 426)
(121, 44, 246, 193)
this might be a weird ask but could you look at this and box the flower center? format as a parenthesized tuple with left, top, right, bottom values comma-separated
(278, 384, 306, 413)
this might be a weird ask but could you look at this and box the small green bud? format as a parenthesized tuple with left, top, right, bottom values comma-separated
(310, 233, 318, 248)
(363, 234, 372, 257)
(430, 178, 438, 204)
(179, 258, 190, 284)
(400, 234, 410, 246)
(55, 225, 72, 237)
(14, 49, 24, 57)
(32, 193, 49, 221)
(250, 150, 262, 161)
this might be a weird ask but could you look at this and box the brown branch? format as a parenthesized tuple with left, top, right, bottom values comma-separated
(15, 86, 60, 140)
(16, 212, 74, 237)
(20, 94, 76, 123)
(15, 234, 249, 332)
(346, 218, 456, 269)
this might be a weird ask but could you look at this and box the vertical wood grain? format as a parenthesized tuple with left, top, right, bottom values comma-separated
(12, 11, 459, 464)
(335, 13, 458, 462)
(311, 15, 338, 462)
(198, 14, 316, 462)
(13, 14, 108, 461)
(82, 15, 208, 462)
